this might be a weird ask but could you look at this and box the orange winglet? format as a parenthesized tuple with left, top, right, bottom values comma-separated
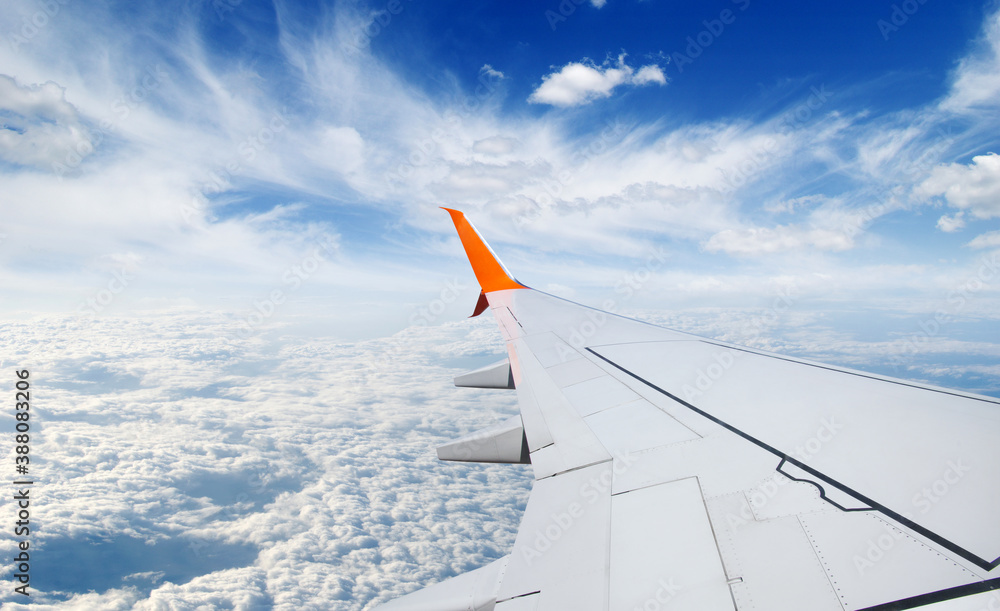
(442, 208, 527, 293)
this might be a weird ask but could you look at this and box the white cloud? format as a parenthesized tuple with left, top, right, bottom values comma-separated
(967, 230, 1000, 249)
(632, 64, 667, 86)
(764, 195, 827, 214)
(473, 136, 519, 156)
(0, 75, 91, 168)
(528, 56, 667, 107)
(703, 225, 855, 256)
(937, 213, 966, 233)
(0, 75, 77, 122)
(529, 62, 628, 107)
(855, 125, 922, 179)
(480, 64, 505, 82)
(917, 152, 1000, 219)
(941, 9, 1000, 112)
(308, 126, 366, 174)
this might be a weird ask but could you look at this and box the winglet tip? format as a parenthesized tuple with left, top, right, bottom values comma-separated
(442, 208, 527, 293)
(441, 207, 467, 223)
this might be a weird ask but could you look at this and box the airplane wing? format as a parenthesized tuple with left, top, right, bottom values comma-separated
(375, 209, 1000, 611)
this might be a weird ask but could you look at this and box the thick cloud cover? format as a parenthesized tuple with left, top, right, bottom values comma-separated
(0, 313, 532, 609)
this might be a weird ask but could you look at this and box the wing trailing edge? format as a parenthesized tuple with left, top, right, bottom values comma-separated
(376, 556, 509, 611)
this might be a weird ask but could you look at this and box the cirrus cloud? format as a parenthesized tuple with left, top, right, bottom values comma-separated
(967, 230, 1000, 249)
(941, 8, 1000, 113)
(703, 225, 855, 256)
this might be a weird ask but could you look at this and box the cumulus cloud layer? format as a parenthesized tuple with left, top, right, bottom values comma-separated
(528, 56, 667, 107)
(0, 313, 531, 610)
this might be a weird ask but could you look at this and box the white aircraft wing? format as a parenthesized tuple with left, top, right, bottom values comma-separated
(375, 209, 1000, 611)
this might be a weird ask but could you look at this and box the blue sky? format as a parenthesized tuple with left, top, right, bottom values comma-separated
(3, 0, 998, 369)
(2, 0, 999, 330)
(2, 0, 1000, 607)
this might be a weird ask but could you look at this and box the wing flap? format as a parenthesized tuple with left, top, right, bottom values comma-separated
(496, 462, 612, 609)
(610, 478, 735, 611)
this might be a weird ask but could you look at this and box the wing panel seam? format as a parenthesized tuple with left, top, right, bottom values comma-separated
(776, 458, 873, 513)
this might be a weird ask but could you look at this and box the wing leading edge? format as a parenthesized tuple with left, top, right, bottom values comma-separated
(375, 210, 1000, 611)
